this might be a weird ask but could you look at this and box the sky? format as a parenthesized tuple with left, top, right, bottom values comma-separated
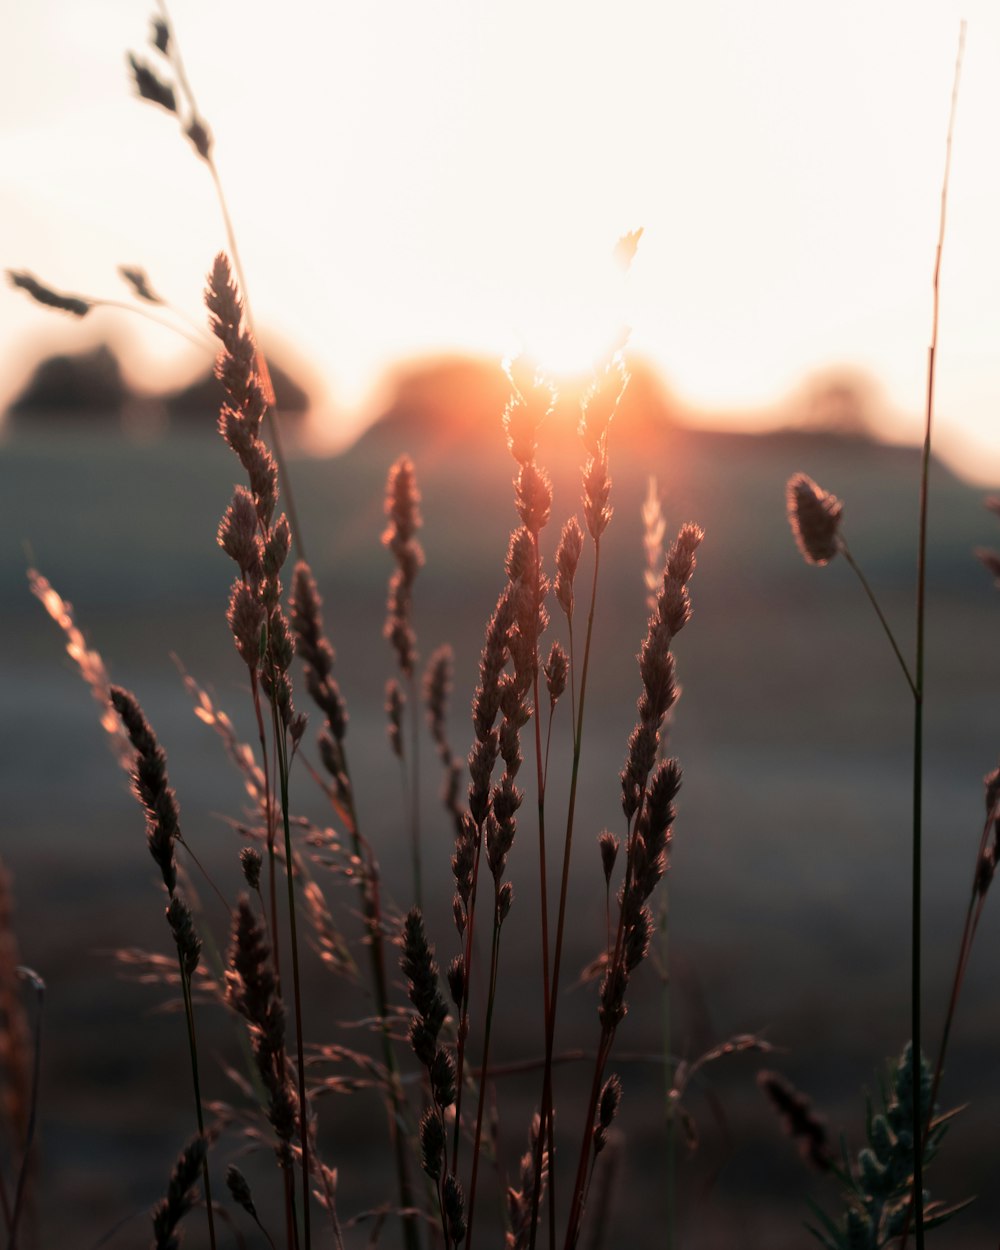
(2, 1, 1000, 479)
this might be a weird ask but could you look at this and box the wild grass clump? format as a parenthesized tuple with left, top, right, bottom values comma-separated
(6, 8, 998, 1250)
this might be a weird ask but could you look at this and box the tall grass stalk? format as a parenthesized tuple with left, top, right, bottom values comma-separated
(911, 24, 965, 1245)
(531, 363, 621, 1250)
(271, 699, 312, 1250)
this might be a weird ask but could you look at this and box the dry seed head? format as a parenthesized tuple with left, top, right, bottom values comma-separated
(400, 908, 448, 1064)
(544, 640, 568, 703)
(382, 454, 423, 547)
(420, 1107, 445, 1180)
(582, 452, 613, 541)
(240, 846, 262, 891)
(186, 117, 212, 161)
(423, 646, 452, 733)
(580, 356, 628, 456)
(109, 686, 179, 895)
(503, 358, 553, 465)
(381, 456, 424, 680)
(128, 52, 177, 113)
(118, 265, 162, 305)
(151, 1134, 207, 1249)
(506, 1114, 549, 1249)
(757, 1070, 832, 1172)
(290, 561, 349, 744)
(594, 1073, 623, 1155)
(227, 582, 266, 668)
(7, 270, 91, 318)
(497, 880, 513, 923)
(29, 570, 132, 771)
(218, 487, 261, 577)
(443, 1172, 467, 1246)
(555, 516, 585, 617)
(786, 473, 843, 566)
(447, 954, 465, 1006)
(514, 461, 553, 534)
(225, 1164, 257, 1218)
(150, 18, 170, 53)
(386, 679, 405, 758)
(598, 831, 620, 883)
(166, 895, 202, 978)
(976, 547, 1000, 588)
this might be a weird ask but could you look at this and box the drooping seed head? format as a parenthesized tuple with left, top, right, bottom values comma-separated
(118, 265, 162, 305)
(128, 53, 177, 114)
(151, 1134, 207, 1249)
(240, 846, 262, 891)
(786, 473, 843, 566)
(109, 686, 179, 895)
(150, 18, 170, 54)
(7, 270, 90, 318)
(757, 1070, 832, 1172)
(225, 1164, 257, 1218)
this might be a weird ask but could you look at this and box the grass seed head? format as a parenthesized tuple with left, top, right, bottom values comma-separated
(786, 473, 843, 566)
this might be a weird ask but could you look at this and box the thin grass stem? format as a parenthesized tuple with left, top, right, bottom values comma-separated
(530, 539, 602, 1250)
(409, 673, 423, 911)
(6, 970, 43, 1250)
(465, 908, 503, 1250)
(910, 25, 964, 1247)
(272, 702, 312, 1250)
(336, 747, 422, 1250)
(839, 543, 916, 697)
(91, 298, 210, 350)
(179, 967, 217, 1250)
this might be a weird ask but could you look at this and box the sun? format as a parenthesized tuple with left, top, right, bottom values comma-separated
(508, 231, 640, 382)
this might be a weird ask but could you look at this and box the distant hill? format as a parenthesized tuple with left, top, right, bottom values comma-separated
(6, 344, 128, 426)
(356, 352, 683, 459)
(5, 342, 311, 433)
(164, 360, 309, 428)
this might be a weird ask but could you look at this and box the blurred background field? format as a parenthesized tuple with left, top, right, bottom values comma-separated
(3, 396, 999, 1247)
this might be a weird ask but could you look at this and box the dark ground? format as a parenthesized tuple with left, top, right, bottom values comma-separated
(2, 414, 999, 1248)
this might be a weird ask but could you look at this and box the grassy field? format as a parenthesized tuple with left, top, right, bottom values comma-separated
(2, 416, 999, 1247)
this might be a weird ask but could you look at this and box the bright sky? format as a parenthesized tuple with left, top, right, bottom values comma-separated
(2, 1, 999, 479)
